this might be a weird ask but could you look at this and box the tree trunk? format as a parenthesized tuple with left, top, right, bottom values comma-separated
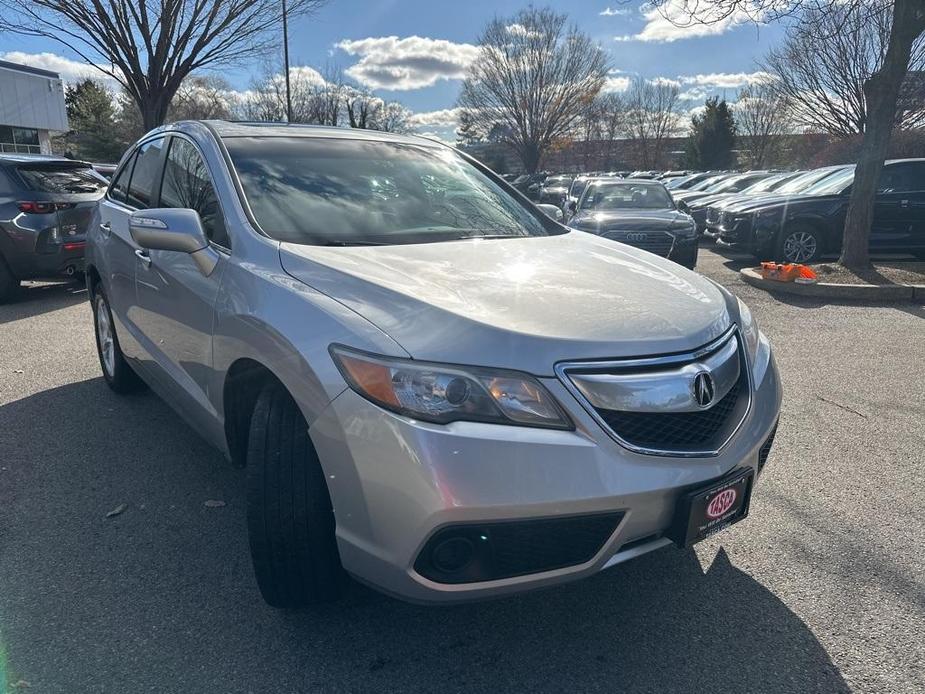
(520, 142, 542, 174)
(840, 0, 925, 269)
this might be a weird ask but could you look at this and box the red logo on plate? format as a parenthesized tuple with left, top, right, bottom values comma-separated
(706, 488, 737, 519)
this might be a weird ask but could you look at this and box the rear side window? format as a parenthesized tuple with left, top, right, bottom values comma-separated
(125, 138, 166, 209)
(15, 164, 107, 194)
(108, 154, 136, 204)
(159, 137, 229, 248)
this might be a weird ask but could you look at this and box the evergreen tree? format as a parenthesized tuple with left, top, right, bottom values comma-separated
(61, 80, 127, 162)
(686, 97, 737, 169)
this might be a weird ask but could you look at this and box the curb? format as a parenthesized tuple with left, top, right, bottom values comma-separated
(740, 267, 925, 301)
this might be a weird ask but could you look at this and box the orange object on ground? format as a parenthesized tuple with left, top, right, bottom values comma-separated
(759, 262, 818, 282)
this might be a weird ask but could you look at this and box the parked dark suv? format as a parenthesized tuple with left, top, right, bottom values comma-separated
(716, 159, 925, 263)
(0, 154, 107, 300)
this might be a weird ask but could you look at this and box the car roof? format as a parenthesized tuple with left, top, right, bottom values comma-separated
(0, 153, 90, 166)
(151, 120, 444, 149)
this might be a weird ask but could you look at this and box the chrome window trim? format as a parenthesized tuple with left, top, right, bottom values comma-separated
(555, 326, 752, 458)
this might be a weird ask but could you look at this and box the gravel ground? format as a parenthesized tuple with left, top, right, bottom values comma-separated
(0, 247, 923, 693)
(811, 261, 925, 285)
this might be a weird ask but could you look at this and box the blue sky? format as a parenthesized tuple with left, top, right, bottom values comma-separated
(1, 0, 788, 136)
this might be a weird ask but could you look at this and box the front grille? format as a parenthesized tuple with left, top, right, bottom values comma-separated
(706, 207, 720, 226)
(598, 380, 744, 449)
(603, 230, 674, 256)
(558, 329, 751, 456)
(758, 422, 778, 474)
(414, 512, 624, 584)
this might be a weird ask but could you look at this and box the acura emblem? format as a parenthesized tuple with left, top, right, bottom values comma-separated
(692, 371, 715, 407)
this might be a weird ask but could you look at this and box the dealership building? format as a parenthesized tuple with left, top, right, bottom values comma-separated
(0, 59, 68, 154)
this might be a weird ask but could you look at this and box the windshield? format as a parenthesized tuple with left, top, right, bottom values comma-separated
(579, 181, 674, 210)
(16, 164, 107, 194)
(689, 175, 728, 191)
(802, 166, 855, 196)
(569, 177, 589, 198)
(225, 137, 562, 245)
(665, 175, 693, 190)
(742, 173, 794, 194)
(544, 175, 572, 187)
(775, 168, 844, 195)
(705, 174, 766, 194)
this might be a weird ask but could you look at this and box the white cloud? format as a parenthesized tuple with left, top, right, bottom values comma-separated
(408, 107, 462, 128)
(336, 36, 479, 90)
(649, 76, 681, 88)
(615, 0, 761, 43)
(506, 23, 542, 39)
(0, 51, 117, 85)
(600, 6, 632, 16)
(680, 71, 773, 88)
(601, 70, 633, 93)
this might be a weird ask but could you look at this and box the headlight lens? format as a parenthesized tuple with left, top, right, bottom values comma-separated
(737, 297, 760, 362)
(330, 346, 572, 429)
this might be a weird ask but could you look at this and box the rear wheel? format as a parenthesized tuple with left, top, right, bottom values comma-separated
(246, 381, 345, 607)
(0, 254, 18, 303)
(92, 286, 145, 393)
(776, 224, 822, 264)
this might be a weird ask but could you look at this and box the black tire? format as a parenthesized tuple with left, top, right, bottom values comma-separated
(0, 253, 19, 303)
(775, 223, 823, 264)
(92, 285, 146, 393)
(246, 381, 345, 607)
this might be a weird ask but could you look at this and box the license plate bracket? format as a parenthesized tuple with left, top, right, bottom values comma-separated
(667, 468, 754, 548)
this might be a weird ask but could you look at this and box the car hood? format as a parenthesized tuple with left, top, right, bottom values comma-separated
(568, 209, 690, 232)
(687, 192, 740, 209)
(280, 232, 731, 375)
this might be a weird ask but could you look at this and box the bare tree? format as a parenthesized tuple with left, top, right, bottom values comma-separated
(0, 0, 327, 131)
(624, 78, 681, 169)
(374, 102, 412, 134)
(761, 4, 925, 137)
(644, 0, 925, 269)
(242, 63, 341, 125)
(169, 76, 235, 121)
(343, 88, 383, 129)
(458, 7, 609, 173)
(735, 80, 793, 168)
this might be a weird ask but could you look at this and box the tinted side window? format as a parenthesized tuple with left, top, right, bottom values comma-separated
(0, 168, 15, 195)
(126, 138, 166, 209)
(159, 137, 229, 248)
(109, 154, 136, 204)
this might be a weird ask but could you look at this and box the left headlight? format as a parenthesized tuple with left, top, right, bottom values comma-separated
(737, 297, 760, 363)
(330, 346, 573, 429)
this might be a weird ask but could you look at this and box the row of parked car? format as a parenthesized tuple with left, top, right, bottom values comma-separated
(518, 162, 925, 266)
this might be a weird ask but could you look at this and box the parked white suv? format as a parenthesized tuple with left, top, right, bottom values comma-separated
(85, 121, 782, 607)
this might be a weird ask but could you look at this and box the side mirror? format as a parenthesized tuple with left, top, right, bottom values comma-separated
(129, 208, 219, 276)
(676, 199, 690, 213)
(536, 203, 564, 222)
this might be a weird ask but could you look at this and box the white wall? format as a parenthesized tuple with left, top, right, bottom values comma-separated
(0, 65, 68, 132)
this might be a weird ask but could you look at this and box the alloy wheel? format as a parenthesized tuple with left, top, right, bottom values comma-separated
(782, 230, 818, 263)
(95, 296, 115, 379)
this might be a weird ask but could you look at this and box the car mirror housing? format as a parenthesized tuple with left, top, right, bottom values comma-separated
(129, 208, 219, 276)
(536, 203, 564, 222)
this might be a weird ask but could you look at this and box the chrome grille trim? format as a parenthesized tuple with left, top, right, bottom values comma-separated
(555, 326, 752, 458)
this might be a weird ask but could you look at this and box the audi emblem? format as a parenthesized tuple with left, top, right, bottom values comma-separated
(624, 232, 648, 243)
(692, 371, 716, 407)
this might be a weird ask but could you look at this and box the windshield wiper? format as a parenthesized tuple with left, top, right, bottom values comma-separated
(318, 239, 391, 246)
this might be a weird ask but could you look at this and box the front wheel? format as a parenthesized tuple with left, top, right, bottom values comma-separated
(776, 224, 822, 264)
(246, 381, 345, 607)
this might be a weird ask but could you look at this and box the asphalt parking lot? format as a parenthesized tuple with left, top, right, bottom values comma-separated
(1, 247, 923, 693)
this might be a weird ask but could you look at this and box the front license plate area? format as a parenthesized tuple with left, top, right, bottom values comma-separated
(668, 468, 754, 548)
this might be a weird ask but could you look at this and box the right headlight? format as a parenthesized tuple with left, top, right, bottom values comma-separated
(737, 297, 760, 363)
(330, 345, 573, 430)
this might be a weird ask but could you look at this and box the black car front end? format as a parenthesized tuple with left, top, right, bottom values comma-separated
(570, 213, 700, 269)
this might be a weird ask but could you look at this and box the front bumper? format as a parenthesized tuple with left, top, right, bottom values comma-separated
(309, 339, 782, 603)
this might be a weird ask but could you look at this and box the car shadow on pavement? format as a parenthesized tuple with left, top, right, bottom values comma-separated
(0, 280, 87, 325)
(0, 378, 848, 694)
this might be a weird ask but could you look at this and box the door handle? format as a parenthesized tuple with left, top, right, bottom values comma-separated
(900, 199, 909, 208)
(99, 221, 111, 234)
(134, 249, 152, 267)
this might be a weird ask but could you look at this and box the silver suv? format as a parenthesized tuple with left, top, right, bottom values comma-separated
(86, 121, 782, 607)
